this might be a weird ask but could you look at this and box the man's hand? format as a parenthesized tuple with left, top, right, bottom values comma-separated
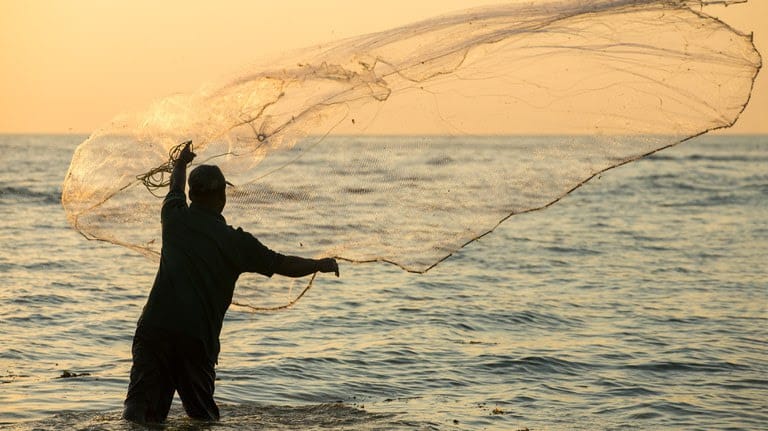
(176, 141, 196, 165)
(317, 258, 340, 277)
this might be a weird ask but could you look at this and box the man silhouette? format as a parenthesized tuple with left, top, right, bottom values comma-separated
(123, 142, 338, 423)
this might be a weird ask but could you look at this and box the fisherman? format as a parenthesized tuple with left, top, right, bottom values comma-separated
(122, 141, 338, 423)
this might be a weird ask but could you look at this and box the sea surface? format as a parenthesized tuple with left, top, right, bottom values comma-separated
(0, 134, 766, 430)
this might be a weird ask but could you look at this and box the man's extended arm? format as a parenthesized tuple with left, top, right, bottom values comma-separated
(275, 256, 339, 278)
(170, 141, 196, 194)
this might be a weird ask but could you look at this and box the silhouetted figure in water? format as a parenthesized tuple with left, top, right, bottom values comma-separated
(123, 142, 338, 424)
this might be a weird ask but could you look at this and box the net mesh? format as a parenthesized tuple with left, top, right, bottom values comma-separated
(62, 0, 761, 309)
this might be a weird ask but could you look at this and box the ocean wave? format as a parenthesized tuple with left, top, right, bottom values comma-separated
(0, 186, 61, 205)
(647, 153, 768, 163)
(477, 309, 583, 329)
(659, 193, 750, 208)
(625, 360, 748, 373)
(474, 355, 593, 376)
(8, 293, 70, 306)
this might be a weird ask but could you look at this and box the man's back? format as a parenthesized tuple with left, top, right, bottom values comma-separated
(139, 190, 282, 363)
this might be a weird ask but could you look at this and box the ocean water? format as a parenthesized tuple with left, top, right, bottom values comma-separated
(0, 134, 766, 430)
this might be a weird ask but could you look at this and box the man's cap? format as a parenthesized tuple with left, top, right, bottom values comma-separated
(188, 164, 232, 194)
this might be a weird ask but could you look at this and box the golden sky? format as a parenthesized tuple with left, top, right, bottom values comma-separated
(0, 0, 765, 134)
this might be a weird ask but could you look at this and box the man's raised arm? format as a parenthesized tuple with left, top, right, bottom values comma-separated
(170, 141, 196, 194)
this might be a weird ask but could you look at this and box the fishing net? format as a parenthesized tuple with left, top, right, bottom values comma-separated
(62, 0, 761, 310)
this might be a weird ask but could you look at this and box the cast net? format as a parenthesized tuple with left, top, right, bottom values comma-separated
(62, 0, 761, 310)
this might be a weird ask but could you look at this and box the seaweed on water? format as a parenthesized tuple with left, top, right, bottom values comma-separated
(58, 370, 91, 379)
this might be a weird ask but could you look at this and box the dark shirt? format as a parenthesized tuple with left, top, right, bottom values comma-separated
(137, 190, 283, 363)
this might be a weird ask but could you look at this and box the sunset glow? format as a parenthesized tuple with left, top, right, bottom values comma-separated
(0, 0, 765, 134)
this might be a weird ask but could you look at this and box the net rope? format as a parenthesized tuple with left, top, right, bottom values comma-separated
(135, 141, 192, 197)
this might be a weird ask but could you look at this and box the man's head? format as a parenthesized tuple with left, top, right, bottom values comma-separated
(188, 164, 228, 213)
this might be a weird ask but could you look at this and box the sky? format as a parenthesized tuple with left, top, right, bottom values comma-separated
(0, 0, 765, 135)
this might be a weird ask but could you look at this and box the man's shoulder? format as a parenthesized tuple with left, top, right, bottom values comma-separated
(163, 190, 187, 205)
(227, 225, 271, 250)
(227, 225, 256, 242)
(161, 191, 188, 221)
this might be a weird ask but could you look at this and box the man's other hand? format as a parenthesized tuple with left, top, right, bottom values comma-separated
(318, 258, 340, 277)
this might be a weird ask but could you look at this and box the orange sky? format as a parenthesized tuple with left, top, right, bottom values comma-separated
(0, 0, 765, 134)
